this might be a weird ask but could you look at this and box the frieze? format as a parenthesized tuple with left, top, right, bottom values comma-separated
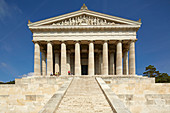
(51, 15, 116, 26)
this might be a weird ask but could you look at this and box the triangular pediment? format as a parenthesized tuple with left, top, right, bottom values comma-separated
(28, 4, 141, 27)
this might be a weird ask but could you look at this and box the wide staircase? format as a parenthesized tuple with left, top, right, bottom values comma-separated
(54, 77, 114, 113)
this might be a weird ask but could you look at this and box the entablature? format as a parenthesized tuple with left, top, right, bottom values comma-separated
(29, 25, 140, 33)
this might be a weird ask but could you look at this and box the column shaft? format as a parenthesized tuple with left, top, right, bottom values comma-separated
(34, 42, 41, 76)
(61, 42, 67, 75)
(103, 41, 108, 75)
(75, 42, 81, 75)
(109, 52, 115, 75)
(55, 52, 60, 74)
(95, 54, 99, 75)
(98, 52, 102, 75)
(88, 42, 94, 75)
(123, 50, 128, 75)
(116, 41, 122, 75)
(129, 41, 136, 75)
(47, 42, 53, 76)
(41, 51, 46, 76)
(67, 52, 71, 75)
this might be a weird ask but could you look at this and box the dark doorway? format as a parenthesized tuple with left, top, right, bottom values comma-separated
(81, 65, 88, 75)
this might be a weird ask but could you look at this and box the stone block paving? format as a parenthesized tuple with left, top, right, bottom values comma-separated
(55, 77, 114, 113)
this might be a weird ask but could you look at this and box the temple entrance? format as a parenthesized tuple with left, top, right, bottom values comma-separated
(81, 65, 88, 75)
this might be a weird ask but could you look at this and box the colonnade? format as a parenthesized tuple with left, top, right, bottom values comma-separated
(34, 40, 136, 76)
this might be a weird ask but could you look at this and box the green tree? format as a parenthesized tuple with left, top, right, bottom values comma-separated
(0, 80, 15, 84)
(143, 65, 170, 83)
(156, 73, 170, 83)
(143, 65, 160, 77)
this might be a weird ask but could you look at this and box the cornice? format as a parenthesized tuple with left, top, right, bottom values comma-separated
(29, 25, 140, 32)
(33, 35, 136, 38)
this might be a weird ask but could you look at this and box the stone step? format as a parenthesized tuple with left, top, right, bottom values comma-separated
(54, 77, 114, 113)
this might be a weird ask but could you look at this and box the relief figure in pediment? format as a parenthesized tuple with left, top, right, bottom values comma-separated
(82, 15, 86, 23)
(96, 18, 100, 25)
(110, 22, 115, 25)
(85, 16, 89, 25)
(104, 20, 107, 25)
(75, 17, 78, 25)
(93, 17, 97, 25)
(72, 18, 76, 25)
(89, 17, 93, 25)
(56, 22, 61, 25)
(100, 19, 104, 25)
(69, 18, 72, 25)
(78, 16, 83, 25)
(61, 21, 64, 25)
(64, 20, 69, 25)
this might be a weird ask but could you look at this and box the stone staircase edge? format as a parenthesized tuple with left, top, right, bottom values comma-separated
(39, 77, 73, 113)
(96, 77, 132, 113)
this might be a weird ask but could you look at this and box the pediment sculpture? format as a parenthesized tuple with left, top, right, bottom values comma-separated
(52, 15, 116, 26)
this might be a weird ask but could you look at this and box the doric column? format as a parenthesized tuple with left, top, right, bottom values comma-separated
(70, 53, 74, 75)
(41, 51, 46, 76)
(103, 41, 108, 75)
(123, 48, 128, 75)
(61, 42, 67, 75)
(75, 42, 81, 75)
(88, 41, 94, 75)
(116, 41, 122, 75)
(109, 50, 115, 75)
(34, 42, 41, 76)
(47, 41, 53, 76)
(95, 54, 99, 75)
(55, 51, 60, 74)
(129, 40, 136, 75)
(98, 51, 102, 75)
(67, 50, 71, 75)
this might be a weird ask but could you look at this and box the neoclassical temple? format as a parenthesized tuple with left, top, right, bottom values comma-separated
(28, 4, 141, 76)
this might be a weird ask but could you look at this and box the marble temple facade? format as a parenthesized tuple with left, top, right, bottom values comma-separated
(28, 4, 141, 76)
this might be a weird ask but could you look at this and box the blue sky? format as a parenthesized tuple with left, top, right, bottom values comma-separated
(0, 0, 170, 81)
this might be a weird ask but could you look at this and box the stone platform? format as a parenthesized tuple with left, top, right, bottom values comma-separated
(0, 75, 170, 113)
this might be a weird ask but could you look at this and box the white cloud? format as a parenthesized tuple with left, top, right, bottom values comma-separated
(0, 0, 22, 22)
(0, 62, 19, 76)
(1, 62, 7, 67)
(19, 72, 34, 77)
(0, 0, 10, 21)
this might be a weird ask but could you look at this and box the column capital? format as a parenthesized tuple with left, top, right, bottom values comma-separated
(60, 40, 67, 43)
(129, 39, 137, 43)
(115, 40, 122, 44)
(60, 41, 69, 45)
(101, 40, 108, 44)
(74, 40, 81, 44)
(47, 41, 54, 45)
(88, 40, 94, 44)
(32, 40, 40, 44)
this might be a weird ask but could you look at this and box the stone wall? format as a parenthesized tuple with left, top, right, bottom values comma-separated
(0, 76, 68, 113)
(103, 76, 170, 113)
